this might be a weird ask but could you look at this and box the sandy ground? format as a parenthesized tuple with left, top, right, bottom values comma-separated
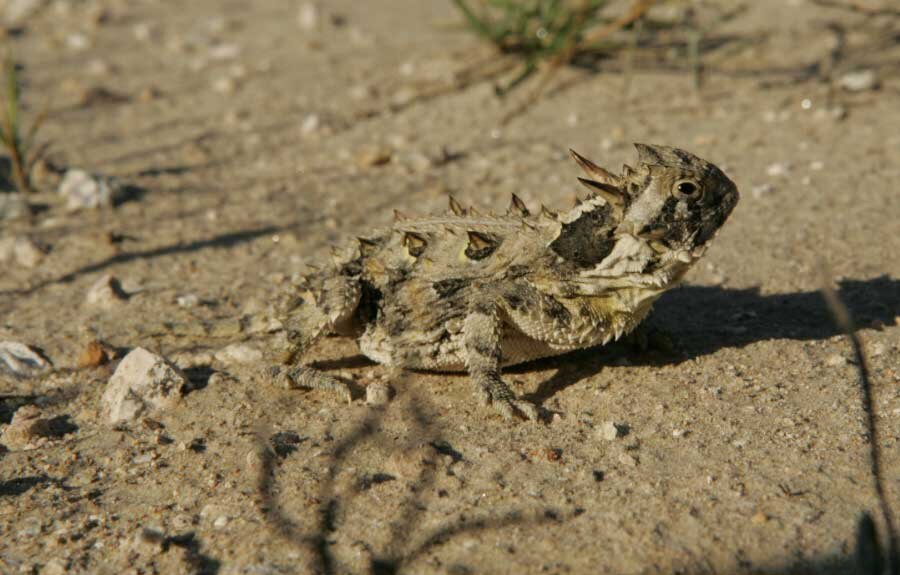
(1, 0, 899, 573)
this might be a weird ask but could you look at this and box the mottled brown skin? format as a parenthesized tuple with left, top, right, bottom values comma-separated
(269, 144, 739, 420)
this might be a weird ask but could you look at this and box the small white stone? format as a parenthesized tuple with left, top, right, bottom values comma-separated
(215, 343, 262, 365)
(132, 452, 154, 465)
(87, 59, 112, 76)
(132, 22, 156, 41)
(300, 114, 320, 134)
(102, 348, 187, 424)
(176, 294, 199, 308)
(212, 76, 237, 94)
(597, 421, 622, 441)
(213, 516, 229, 529)
(85, 274, 128, 307)
(297, 2, 319, 30)
(0, 236, 44, 268)
(2, 0, 44, 25)
(825, 354, 848, 367)
(618, 452, 637, 467)
(765, 162, 791, 177)
(751, 183, 775, 199)
(839, 70, 878, 92)
(208, 43, 241, 61)
(66, 33, 89, 51)
(58, 169, 122, 211)
(405, 152, 432, 172)
(0, 341, 51, 380)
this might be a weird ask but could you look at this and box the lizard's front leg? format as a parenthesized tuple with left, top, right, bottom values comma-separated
(463, 300, 540, 421)
(268, 274, 361, 402)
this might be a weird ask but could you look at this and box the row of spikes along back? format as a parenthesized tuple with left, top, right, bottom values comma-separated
(344, 148, 633, 263)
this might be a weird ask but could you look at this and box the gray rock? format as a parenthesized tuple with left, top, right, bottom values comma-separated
(102, 348, 187, 423)
(0, 193, 30, 221)
(0, 341, 51, 380)
(58, 169, 123, 211)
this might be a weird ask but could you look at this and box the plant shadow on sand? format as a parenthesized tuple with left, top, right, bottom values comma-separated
(522, 275, 898, 403)
(254, 277, 897, 575)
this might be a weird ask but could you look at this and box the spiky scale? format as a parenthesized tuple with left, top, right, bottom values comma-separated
(403, 231, 427, 257)
(448, 196, 465, 216)
(570, 148, 618, 185)
(465, 231, 499, 260)
(508, 193, 530, 216)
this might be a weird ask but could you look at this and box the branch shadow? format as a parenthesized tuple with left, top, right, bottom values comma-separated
(255, 389, 564, 575)
(0, 224, 283, 298)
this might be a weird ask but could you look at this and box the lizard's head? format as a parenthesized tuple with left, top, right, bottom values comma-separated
(571, 143, 739, 261)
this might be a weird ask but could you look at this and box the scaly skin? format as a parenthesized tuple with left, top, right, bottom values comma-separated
(270, 143, 739, 421)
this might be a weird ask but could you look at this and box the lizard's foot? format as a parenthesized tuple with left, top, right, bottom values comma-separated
(267, 365, 353, 404)
(475, 379, 541, 421)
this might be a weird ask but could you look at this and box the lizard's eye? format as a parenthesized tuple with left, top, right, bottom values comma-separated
(673, 179, 703, 200)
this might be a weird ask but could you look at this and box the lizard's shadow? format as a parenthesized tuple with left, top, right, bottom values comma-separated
(521, 275, 898, 405)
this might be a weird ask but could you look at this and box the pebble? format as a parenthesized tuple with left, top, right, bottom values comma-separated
(300, 113, 320, 134)
(751, 183, 775, 199)
(58, 169, 123, 211)
(2, 0, 44, 25)
(405, 152, 433, 173)
(102, 348, 187, 424)
(65, 33, 89, 51)
(42, 558, 68, 575)
(597, 421, 624, 441)
(297, 2, 319, 30)
(132, 22, 157, 42)
(825, 353, 848, 367)
(85, 274, 128, 307)
(208, 43, 241, 61)
(78, 340, 118, 368)
(215, 343, 262, 365)
(0, 235, 45, 268)
(0, 341, 51, 380)
(212, 76, 237, 94)
(839, 69, 879, 92)
(213, 516, 229, 529)
(765, 162, 791, 177)
(617, 452, 638, 467)
(356, 147, 392, 168)
(365, 381, 393, 406)
(176, 294, 200, 308)
(1, 405, 61, 448)
(0, 193, 30, 220)
(751, 511, 769, 525)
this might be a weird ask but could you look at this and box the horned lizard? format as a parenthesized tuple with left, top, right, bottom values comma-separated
(269, 144, 739, 420)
